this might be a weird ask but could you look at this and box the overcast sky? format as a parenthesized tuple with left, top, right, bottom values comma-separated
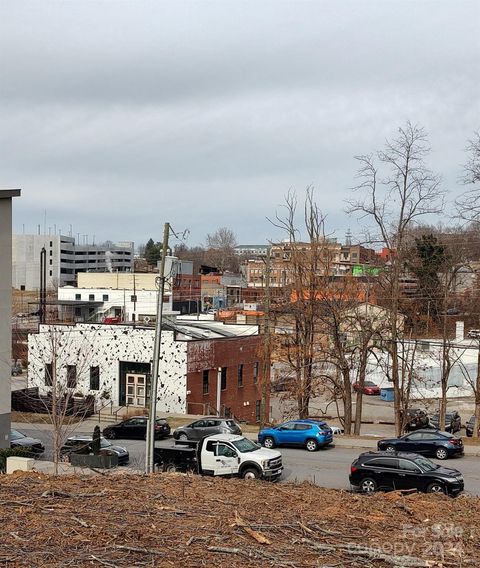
(1, 1, 479, 249)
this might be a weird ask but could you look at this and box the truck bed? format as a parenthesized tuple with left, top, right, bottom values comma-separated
(154, 444, 198, 472)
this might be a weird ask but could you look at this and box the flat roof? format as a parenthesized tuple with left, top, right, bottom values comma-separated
(0, 189, 21, 198)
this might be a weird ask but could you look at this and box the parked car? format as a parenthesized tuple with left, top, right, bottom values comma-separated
(258, 419, 333, 452)
(11, 363, 23, 376)
(103, 416, 170, 440)
(173, 417, 242, 441)
(377, 429, 464, 460)
(349, 451, 464, 495)
(467, 329, 480, 339)
(10, 429, 45, 456)
(429, 411, 461, 434)
(352, 381, 380, 395)
(466, 415, 476, 437)
(329, 425, 344, 435)
(60, 436, 129, 465)
(402, 408, 431, 432)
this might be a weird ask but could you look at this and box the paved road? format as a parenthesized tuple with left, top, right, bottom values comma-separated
(13, 425, 480, 496)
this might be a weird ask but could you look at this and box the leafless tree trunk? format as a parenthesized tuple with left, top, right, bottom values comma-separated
(25, 325, 110, 474)
(457, 131, 480, 221)
(268, 188, 329, 419)
(347, 122, 444, 436)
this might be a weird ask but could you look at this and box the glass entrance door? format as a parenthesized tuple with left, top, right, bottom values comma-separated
(126, 373, 148, 406)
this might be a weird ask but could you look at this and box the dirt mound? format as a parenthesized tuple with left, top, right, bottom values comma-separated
(1, 471, 478, 566)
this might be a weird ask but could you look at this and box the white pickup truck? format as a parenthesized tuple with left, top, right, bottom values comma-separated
(154, 434, 283, 481)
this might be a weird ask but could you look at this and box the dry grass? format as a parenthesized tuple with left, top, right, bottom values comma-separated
(0, 471, 478, 567)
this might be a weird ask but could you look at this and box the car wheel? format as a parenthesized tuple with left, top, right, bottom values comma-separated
(163, 463, 177, 473)
(427, 482, 446, 494)
(385, 445, 396, 453)
(105, 430, 116, 440)
(262, 436, 275, 449)
(435, 447, 448, 460)
(178, 433, 188, 441)
(242, 467, 260, 480)
(360, 477, 377, 494)
(305, 439, 318, 452)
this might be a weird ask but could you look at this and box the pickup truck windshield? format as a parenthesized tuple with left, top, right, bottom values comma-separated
(232, 438, 260, 453)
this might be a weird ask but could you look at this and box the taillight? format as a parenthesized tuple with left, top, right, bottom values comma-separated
(351, 466, 357, 473)
(449, 439, 459, 445)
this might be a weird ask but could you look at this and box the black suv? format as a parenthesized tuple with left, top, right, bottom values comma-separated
(429, 411, 461, 434)
(402, 408, 430, 432)
(466, 415, 476, 437)
(60, 436, 129, 465)
(349, 451, 464, 496)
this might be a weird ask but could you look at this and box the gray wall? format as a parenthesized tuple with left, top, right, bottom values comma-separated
(0, 190, 20, 448)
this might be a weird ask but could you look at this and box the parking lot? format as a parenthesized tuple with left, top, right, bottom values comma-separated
(12, 423, 480, 496)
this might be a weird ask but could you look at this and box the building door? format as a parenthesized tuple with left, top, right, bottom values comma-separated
(126, 373, 147, 406)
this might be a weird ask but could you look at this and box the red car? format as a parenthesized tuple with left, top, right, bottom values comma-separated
(352, 381, 380, 395)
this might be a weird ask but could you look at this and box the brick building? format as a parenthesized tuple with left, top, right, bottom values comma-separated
(186, 335, 264, 423)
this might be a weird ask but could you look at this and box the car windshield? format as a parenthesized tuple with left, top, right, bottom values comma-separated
(225, 420, 237, 428)
(414, 457, 439, 472)
(365, 381, 377, 386)
(100, 438, 112, 448)
(10, 430, 25, 441)
(232, 438, 260, 453)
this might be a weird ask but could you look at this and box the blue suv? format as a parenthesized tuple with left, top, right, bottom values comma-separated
(258, 419, 333, 452)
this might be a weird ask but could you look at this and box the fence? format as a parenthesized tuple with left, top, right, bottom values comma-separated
(11, 387, 95, 417)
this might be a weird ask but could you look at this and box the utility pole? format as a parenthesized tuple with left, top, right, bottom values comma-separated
(145, 222, 170, 473)
(260, 248, 271, 429)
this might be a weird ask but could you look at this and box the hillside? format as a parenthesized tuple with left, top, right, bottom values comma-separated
(1, 471, 478, 567)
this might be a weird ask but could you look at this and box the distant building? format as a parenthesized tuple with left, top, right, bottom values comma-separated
(57, 272, 176, 323)
(235, 244, 270, 258)
(12, 234, 134, 291)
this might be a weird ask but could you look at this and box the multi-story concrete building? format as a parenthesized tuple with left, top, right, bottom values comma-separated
(1, 189, 21, 448)
(12, 234, 134, 291)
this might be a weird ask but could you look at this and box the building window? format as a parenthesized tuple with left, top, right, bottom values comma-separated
(253, 362, 259, 384)
(221, 367, 227, 390)
(49, 241, 53, 247)
(50, 250, 53, 256)
(66, 365, 77, 388)
(255, 400, 261, 422)
(131, 295, 137, 302)
(49, 270, 52, 276)
(75, 293, 81, 301)
(202, 370, 209, 395)
(49, 259, 52, 265)
(237, 364, 243, 387)
(90, 366, 100, 391)
(102, 294, 109, 301)
(74, 307, 81, 317)
(45, 363, 53, 386)
(89, 294, 95, 301)
(20, 285, 25, 291)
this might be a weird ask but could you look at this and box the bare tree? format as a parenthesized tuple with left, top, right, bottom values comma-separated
(457, 131, 480, 221)
(268, 188, 330, 419)
(204, 227, 239, 272)
(348, 122, 444, 435)
(25, 325, 111, 474)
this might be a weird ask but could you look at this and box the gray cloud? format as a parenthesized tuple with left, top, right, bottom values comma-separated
(1, 0, 479, 247)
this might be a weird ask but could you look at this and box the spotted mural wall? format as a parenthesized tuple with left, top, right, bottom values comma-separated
(28, 324, 188, 413)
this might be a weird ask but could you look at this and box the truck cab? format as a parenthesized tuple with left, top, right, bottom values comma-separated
(200, 434, 283, 480)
